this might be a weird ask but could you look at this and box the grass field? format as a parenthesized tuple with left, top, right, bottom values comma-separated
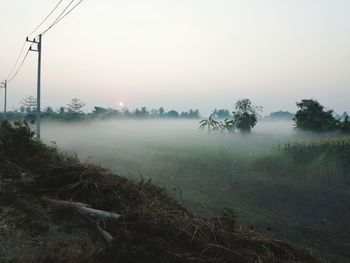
(42, 119, 350, 262)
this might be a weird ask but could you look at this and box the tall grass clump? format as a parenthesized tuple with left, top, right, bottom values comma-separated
(277, 139, 350, 165)
(274, 138, 350, 187)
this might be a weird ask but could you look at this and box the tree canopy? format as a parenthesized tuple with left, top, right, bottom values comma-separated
(294, 99, 338, 132)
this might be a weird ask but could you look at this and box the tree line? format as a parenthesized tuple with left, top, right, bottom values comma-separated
(0, 97, 349, 134)
(199, 98, 350, 134)
(0, 97, 201, 121)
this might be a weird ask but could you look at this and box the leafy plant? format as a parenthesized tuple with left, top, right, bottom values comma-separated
(199, 99, 261, 134)
(199, 114, 222, 132)
(232, 99, 262, 133)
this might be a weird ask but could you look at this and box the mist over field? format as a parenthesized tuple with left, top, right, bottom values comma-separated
(42, 119, 295, 175)
(38, 119, 350, 262)
(2, 0, 350, 261)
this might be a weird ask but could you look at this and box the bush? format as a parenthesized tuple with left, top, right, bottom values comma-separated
(0, 120, 78, 171)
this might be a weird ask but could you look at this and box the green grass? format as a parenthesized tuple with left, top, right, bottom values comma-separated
(116, 138, 350, 262)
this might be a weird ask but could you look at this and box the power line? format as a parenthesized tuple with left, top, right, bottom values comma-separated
(41, 0, 84, 36)
(27, 0, 65, 37)
(3, 0, 83, 84)
(7, 47, 31, 83)
(4, 40, 28, 80)
(3, 0, 65, 82)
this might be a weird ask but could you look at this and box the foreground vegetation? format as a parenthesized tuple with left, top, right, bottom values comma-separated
(0, 120, 324, 263)
(42, 119, 350, 262)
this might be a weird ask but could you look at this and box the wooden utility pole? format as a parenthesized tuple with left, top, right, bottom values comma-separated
(26, 34, 42, 140)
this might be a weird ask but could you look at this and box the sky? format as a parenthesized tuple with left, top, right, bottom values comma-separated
(0, 0, 349, 115)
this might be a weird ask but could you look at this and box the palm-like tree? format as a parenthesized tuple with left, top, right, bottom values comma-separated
(199, 114, 222, 133)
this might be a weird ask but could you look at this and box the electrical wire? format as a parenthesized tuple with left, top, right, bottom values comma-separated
(3, 0, 64, 82)
(4, 40, 28, 80)
(7, 47, 31, 83)
(41, 0, 75, 35)
(27, 0, 65, 37)
(3, 0, 84, 83)
(40, 0, 83, 36)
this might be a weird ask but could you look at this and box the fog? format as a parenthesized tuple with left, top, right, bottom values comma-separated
(39, 119, 350, 262)
(41, 119, 294, 176)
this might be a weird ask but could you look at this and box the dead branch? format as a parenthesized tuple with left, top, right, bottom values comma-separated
(42, 197, 92, 208)
(42, 197, 121, 221)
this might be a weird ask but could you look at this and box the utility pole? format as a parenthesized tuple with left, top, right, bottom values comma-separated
(0, 80, 6, 114)
(4, 80, 7, 114)
(26, 34, 42, 140)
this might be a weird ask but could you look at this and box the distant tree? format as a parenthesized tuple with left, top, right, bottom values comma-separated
(93, 106, 108, 116)
(67, 98, 86, 113)
(141, 107, 148, 116)
(106, 108, 120, 117)
(135, 107, 149, 118)
(42, 106, 55, 118)
(180, 111, 188, 118)
(294, 99, 338, 132)
(180, 109, 200, 119)
(122, 108, 130, 117)
(21, 96, 36, 113)
(232, 99, 262, 133)
(44, 106, 54, 113)
(58, 106, 65, 114)
(213, 109, 230, 119)
(159, 107, 165, 117)
(150, 109, 159, 118)
(269, 111, 294, 120)
(339, 113, 350, 133)
(342, 112, 348, 121)
(19, 106, 26, 113)
(167, 110, 179, 118)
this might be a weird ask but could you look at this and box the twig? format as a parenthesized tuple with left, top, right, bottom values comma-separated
(96, 220, 114, 244)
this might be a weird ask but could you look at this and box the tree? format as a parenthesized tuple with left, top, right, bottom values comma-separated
(159, 107, 165, 117)
(269, 111, 294, 120)
(122, 108, 130, 117)
(44, 106, 54, 113)
(199, 99, 260, 134)
(150, 109, 159, 118)
(294, 99, 338, 132)
(67, 98, 86, 113)
(93, 106, 108, 116)
(134, 107, 149, 118)
(58, 106, 65, 114)
(180, 109, 200, 119)
(167, 110, 179, 118)
(213, 109, 230, 119)
(232, 99, 262, 133)
(339, 112, 350, 133)
(21, 96, 36, 113)
(19, 106, 26, 113)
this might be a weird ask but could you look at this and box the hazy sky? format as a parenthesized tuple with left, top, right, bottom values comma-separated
(0, 0, 349, 115)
